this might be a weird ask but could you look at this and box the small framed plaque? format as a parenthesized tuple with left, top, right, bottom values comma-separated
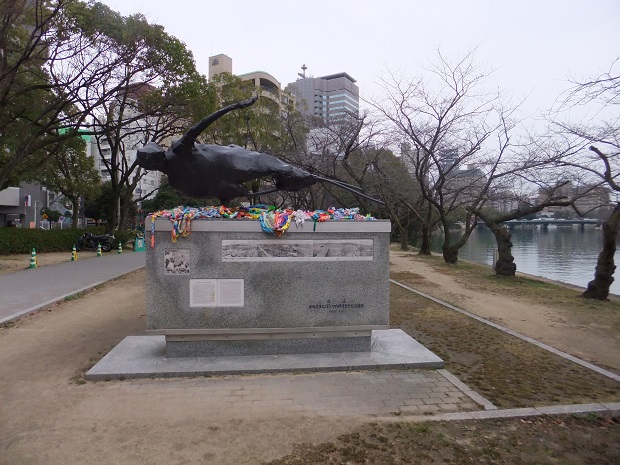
(217, 279, 244, 307)
(189, 279, 244, 307)
(190, 279, 217, 307)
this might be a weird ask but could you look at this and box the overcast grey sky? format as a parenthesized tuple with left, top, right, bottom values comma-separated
(100, 0, 618, 119)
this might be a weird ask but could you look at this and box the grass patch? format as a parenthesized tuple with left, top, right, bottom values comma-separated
(389, 282, 620, 408)
(71, 372, 87, 385)
(64, 291, 87, 302)
(264, 415, 620, 465)
(70, 345, 118, 385)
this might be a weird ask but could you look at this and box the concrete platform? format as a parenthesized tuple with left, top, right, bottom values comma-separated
(85, 329, 443, 380)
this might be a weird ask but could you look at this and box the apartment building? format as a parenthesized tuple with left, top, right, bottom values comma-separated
(208, 53, 293, 108)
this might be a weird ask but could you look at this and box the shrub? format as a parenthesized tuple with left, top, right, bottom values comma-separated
(114, 229, 138, 247)
(0, 227, 106, 254)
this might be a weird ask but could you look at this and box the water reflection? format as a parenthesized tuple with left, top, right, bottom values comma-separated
(434, 226, 618, 294)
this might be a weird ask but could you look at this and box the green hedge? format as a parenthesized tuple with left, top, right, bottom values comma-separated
(0, 227, 108, 254)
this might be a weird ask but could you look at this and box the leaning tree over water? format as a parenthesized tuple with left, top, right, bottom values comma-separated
(550, 58, 620, 300)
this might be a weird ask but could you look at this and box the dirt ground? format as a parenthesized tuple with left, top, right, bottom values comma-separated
(0, 248, 618, 464)
(0, 270, 362, 465)
(0, 251, 99, 276)
(389, 249, 620, 372)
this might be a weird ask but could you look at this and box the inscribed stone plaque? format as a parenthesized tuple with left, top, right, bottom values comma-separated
(190, 279, 217, 307)
(189, 279, 245, 307)
(222, 239, 373, 262)
(217, 279, 244, 307)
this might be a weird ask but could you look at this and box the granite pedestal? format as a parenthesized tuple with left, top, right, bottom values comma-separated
(84, 329, 444, 380)
(146, 219, 391, 357)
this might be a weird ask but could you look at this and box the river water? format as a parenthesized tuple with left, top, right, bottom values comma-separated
(441, 225, 619, 294)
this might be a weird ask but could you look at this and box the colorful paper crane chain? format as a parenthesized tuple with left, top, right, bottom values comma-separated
(149, 205, 376, 246)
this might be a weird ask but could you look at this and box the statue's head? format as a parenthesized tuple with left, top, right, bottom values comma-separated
(137, 142, 167, 172)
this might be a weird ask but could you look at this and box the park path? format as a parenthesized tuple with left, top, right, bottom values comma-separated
(0, 252, 145, 324)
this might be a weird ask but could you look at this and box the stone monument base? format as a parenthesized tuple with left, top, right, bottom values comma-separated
(146, 219, 392, 359)
(85, 329, 444, 380)
(150, 326, 383, 357)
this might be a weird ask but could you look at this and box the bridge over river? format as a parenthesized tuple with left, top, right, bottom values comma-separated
(503, 219, 602, 228)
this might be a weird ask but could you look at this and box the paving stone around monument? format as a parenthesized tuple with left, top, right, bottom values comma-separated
(109, 369, 482, 418)
(85, 329, 443, 380)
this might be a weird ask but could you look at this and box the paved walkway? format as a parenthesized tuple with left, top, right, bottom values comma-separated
(0, 252, 145, 324)
(111, 369, 619, 420)
(119, 369, 482, 418)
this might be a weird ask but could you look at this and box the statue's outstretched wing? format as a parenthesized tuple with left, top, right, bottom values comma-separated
(179, 96, 258, 149)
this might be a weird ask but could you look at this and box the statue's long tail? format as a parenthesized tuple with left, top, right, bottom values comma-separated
(248, 176, 385, 205)
(314, 176, 385, 205)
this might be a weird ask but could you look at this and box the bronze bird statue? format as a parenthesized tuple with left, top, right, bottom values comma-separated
(136, 96, 383, 205)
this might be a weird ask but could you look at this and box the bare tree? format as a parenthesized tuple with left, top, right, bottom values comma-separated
(364, 147, 427, 250)
(472, 177, 595, 276)
(550, 59, 620, 299)
(371, 49, 602, 268)
(371, 50, 521, 263)
(273, 111, 389, 212)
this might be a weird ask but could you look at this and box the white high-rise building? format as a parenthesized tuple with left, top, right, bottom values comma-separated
(287, 71, 359, 125)
(90, 84, 162, 201)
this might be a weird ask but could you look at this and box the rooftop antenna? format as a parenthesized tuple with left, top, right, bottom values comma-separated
(297, 64, 307, 79)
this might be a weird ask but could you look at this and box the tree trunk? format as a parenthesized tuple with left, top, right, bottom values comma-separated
(399, 225, 409, 251)
(492, 224, 517, 276)
(118, 190, 134, 232)
(418, 224, 432, 255)
(442, 215, 479, 264)
(442, 226, 459, 263)
(442, 243, 459, 263)
(118, 208, 127, 232)
(106, 187, 120, 233)
(115, 195, 122, 230)
(71, 196, 80, 229)
(583, 202, 620, 300)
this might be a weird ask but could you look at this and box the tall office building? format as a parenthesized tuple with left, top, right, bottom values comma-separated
(287, 71, 359, 125)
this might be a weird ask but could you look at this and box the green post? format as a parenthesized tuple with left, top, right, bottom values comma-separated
(29, 248, 37, 269)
